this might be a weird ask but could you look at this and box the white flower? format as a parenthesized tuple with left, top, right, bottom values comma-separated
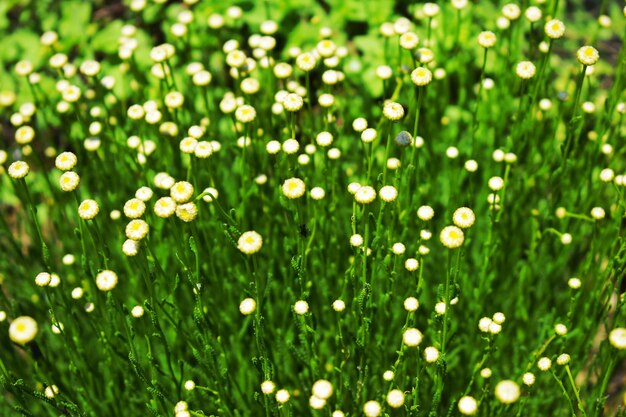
(283, 93, 304, 112)
(411, 67, 432, 86)
(405, 258, 419, 271)
(386, 389, 404, 408)
(404, 297, 419, 312)
(363, 400, 381, 417)
(171, 181, 194, 203)
(8, 161, 30, 179)
(59, 172, 80, 192)
(176, 202, 198, 222)
(402, 328, 423, 347)
(453, 207, 475, 228)
(545, 19, 565, 39)
(458, 396, 478, 415)
(122, 239, 140, 256)
(478, 31, 496, 48)
(440, 226, 464, 248)
(35, 272, 51, 287)
(312, 380, 333, 400)
(239, 298, 257, 315)
(577, 46, 599, 66)
(383, 102, 404, 121)
(96, 270, 118, 292)
(316, 131, 333, 147)
(131, 306, 144, 318)
(417, 205, 435, 221)
(282, 178, 306, 199)
(9, 316, 38, 344)
(275, 389, 290, 404)
(261, 380, 275, 394)
(538, 357, 552, 371)
(332, 300, 346, 312)
(609, 328, 626, 349)
(516, 61, 536, 79)
(56, 152, 78, 170)
(354, 186, 376, 204)
(379, 186, 398, 202)
(78, 199, 99, 220)
(522, 372, 535, 386)
(294, 300, 309, 315)
(238, 231, 263, 255)
(123, 198, 146, 219)
(424, 346, 440, 363)
(154, 197, 176, 218)
(125, 219, 149, 240)
(494, 380, 520, 404)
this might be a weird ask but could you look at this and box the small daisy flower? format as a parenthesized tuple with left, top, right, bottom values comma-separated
(239, 298, 257, 315)
(35, 272, 51, 287)
(332, 299, 346, 312)
(122, 239, 140, 256)
(424, 346, 440, 363)
(261, 380, 276, 394)
(411, 67, 432, 86)
(386, 389, 405, 408)
(55, 152, 77, 171)
(458, 396, 478, 415)
(379, 185, 398, 202)
(363, 401, 381, 417)
(312, 380, 333, 400)
(402, 328, 423, 346)
(453, 207, 476, 228)
(9, 316, 38, 344)
(310, 187, 325, 200)
(502, 3, 521, 20)
(131, 306, 144, 318)
(154, 197, 176, 218)
(316, 132, 333, 147)
(235, 105, 256, 123)
(440, 225, 464, 248)
(361, 128, 377, 143)
(350, 234, 364, 247)
(171, 181, 194, 203)
(294, 300, 309, 315)
(609, 328, 626, 349)
(478, 31, 497, 48)
(488, 176, 504, 191)
(15, 126, 35, 144)
(557, 353, 570, 365)
(399, 32, 419, 50)
(296, 52, 317, 72)
(96, 270, 118, 292)
(276, 389, 290, 404)
(238, 231, 263, 255)
(404, 297, 419, 311)
(125, 219, 149, 240)
(176, 202, 198, 222)
(538, 357, 552, 371)
(516, 61, 536, 79)
(545, 19, 565, 39)
(495, 380, 520, 404)
(355, 186, 376, 204)
(417, 205, 435, 221)
(78, 199, 99, 220)
(577, 46, 599, 66)
(383, 101, 405, 121)
(8, 161, 30, 179)
(282, 178, 306, 199)
(124, 198, 146, 219)
(522, 372, 535, 386)
(405, 258, 419, 271)
(568, 278, 581, 289)
(59, 171, 80, 192)
(283, 93, 304, 112)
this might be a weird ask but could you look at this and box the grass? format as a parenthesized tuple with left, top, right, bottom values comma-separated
(0, 0, 625, 416)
